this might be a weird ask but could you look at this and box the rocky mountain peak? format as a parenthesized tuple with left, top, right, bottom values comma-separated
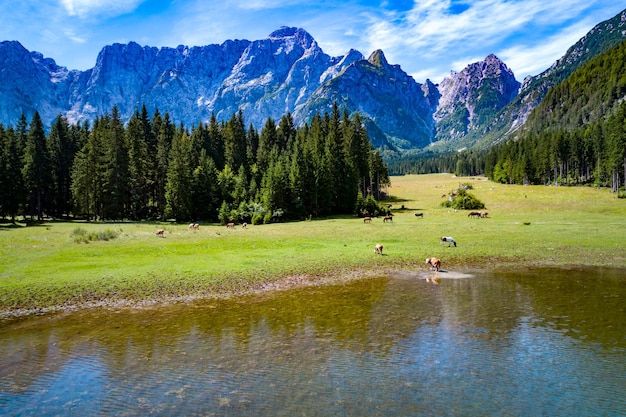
(434, 54, 520, 143)
(0, 31, 519, 152)
(268, 26, 315, 48)
(367, 49, 388, 68)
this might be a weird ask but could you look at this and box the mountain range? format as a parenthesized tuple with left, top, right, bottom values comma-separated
(1, 8, 625, 153)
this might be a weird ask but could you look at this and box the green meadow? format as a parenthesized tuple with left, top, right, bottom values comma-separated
(1, 174, 625, 317)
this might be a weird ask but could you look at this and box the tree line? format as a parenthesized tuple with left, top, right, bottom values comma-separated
(0, 103, 390, 224)
(485, 39, 626, 190)
(387, 39, 626, 192)
(485, 100, 626, 190)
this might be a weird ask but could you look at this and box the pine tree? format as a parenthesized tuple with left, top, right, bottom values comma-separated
(164, 130, 193, 221)
(0, 126, 25, 222)
(223, 110, 247, 172)
(126, 112, 150, 219)
(101, 107, 130, 220)
(47, 115, 75, 218)
(191, 149, 218, 221)
(22, 112, 50, 221)
(154, 111, 174, 218)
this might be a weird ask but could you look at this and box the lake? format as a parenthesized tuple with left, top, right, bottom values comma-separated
(1, 267, 624, 416)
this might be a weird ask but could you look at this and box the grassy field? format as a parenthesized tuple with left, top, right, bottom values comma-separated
(1, 174, 625, 317)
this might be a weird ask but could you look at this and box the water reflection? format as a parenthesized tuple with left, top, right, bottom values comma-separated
(1, 268, 624, 416)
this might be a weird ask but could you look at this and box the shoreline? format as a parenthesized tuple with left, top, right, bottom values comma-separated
(3, 263, 623, 322)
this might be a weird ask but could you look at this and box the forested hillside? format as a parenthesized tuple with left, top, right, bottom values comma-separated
(0, 103, 390, 223)
(485, 40, 626, 191)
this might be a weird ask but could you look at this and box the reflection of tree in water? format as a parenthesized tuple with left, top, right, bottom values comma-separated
(492, 267, 626, 350)
(1, 268, 624, 415)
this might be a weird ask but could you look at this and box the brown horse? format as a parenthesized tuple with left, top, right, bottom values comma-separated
(363, 217, 372, 223)
(226, 222, 235, 228)
(468, 211, 482, 218)
(155, 229, 165, 237)
(383, 215, 393, 222)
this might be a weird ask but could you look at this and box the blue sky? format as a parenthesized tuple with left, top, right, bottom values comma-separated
(0, 0, 623, 84)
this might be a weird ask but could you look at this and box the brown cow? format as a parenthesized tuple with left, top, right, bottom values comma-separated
(425, 257, 441, 271)
(383, 215, 393, 222)
(468, 211, 482, 218)
(414, 212, 424, 218)
(363, 217, 372, 223)
(226, 222, 235, 228)
(374, 243, 383, 255)
(481, 211, 489, 218)
(155, 229, 165, 237)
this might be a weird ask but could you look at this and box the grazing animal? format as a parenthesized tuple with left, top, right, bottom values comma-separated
(363, 217, 372, 223)
(242, 222, 247, 229)
(155, 229, 165, 237)
(414, 212, 423, 218)
(226, 222, 235, 228)
(440, 236, 457, 247)
(383, 215, 393, 222)
(468, 211, 482, 218)
(481, 211, 489, 218)
(441, 194, 447, 198)
(189, 223, 200, 230)
(189, 223, 194, 229)
(425, 257, 441, 271)
(374, 243, 383, 255)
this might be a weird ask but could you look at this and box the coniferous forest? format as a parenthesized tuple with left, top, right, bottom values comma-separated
(388, 39, 626, 194)
(485, 39, 626, 190)
(0, 102, 390, 224)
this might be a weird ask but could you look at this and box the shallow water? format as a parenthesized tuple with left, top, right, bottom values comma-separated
(1, 268, 624, 416)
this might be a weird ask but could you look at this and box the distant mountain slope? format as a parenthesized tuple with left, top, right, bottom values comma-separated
(518, 38, 626, 136)
(293, 50, 439, 150)
(1, 8, 625, 153)
(467, 8, 626, 150)
(433, 54, 519, 150)
(0, 28, 517, 151)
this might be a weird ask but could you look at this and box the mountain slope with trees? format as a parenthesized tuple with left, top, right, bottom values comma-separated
(485, 39, 626, 191)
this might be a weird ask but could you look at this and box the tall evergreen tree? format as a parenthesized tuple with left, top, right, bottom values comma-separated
(101, 107, 130, 220)
(223, 110, 247, 172)
(154, 111, 174, 218)
(164, 130, 193, 221)
(0, 126, 25, 222)
(191, 149, 218, 221)
(47, 115, 75, 218)
(22, 112, 50, 221)
(207, 113, 225, 171)
(71, 118, 105, 220)
(126, 112, 150, 219)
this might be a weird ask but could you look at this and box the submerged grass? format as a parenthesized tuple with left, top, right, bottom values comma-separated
(1, 174, 625, 317)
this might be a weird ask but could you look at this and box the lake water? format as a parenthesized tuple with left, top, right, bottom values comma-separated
(1, 268, 624, 416)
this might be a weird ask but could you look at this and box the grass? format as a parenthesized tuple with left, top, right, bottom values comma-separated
(1, 173, 625, 317)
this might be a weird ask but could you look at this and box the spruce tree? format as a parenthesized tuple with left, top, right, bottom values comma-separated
(22, 112, 50, 221)
(47, 115, 75, 218)
(0, 126, 25, 222)
(164, 130, 193, 221)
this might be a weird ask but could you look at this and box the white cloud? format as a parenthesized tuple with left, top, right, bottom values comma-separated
(498, 20, 595, 79)
(60, 0, 145, 18)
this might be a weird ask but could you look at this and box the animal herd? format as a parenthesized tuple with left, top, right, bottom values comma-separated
(154, 206, 488, 276)
(364, 207, 493, 273)
(155, 221, 249, 237)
